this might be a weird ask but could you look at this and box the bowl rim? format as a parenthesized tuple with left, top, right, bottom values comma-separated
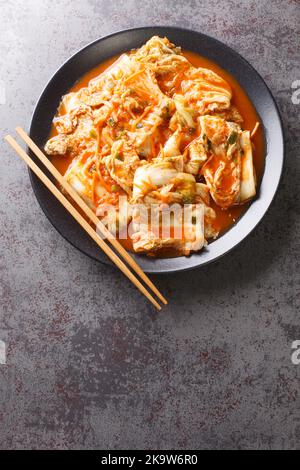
(29, 26, 285, 274)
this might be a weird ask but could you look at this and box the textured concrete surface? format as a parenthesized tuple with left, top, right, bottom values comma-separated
(0, 0, 299, 450)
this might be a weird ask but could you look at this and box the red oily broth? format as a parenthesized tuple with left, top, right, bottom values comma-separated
(51, 50, 265, 235)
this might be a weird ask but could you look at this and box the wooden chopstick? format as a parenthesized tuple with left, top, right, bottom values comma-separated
(15, 127, 167, 306)
(5, 134, 162, 311)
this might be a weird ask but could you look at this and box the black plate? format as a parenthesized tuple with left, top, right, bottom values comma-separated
(29, 26, 284, 274)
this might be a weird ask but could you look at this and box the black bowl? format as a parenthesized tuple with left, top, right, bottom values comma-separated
(29, 26, 284, 274)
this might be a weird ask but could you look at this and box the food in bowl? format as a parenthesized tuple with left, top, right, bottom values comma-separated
(45, 36, 264, 258)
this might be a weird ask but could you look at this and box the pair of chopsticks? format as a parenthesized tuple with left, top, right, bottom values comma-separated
(5, 128, 167, 310)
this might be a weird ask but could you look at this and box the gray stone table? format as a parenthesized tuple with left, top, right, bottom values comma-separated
(0, 0, 299, 450)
